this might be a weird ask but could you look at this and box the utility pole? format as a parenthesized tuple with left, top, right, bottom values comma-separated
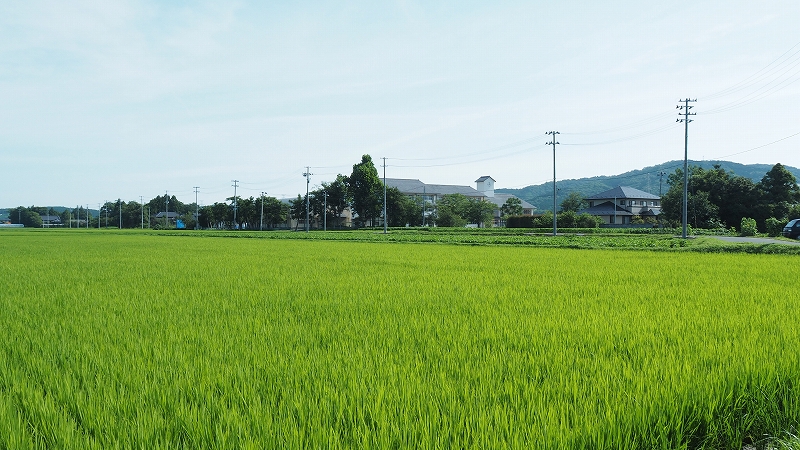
(323, 191, 328, 231)
(98, 203, 102, 229)
(86, 204, 89, 229)
(260, 192, 265, 231)
(140, 196, 144, 229)
(422, 186, 426, 227)
(382, 157, 387, 234)
(165, 191, 169, 229)
(677, 99, 696, 239)
(194, 187, 200, 230)
(231, 181, 239, 230)
(303, 168, 312, 232)
(658, 171, 667, 197)
(546, 131, 560, 236)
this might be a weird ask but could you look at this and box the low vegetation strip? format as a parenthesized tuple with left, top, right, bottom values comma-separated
(1, 232, 799, 449)
(148, 228, 800, 254)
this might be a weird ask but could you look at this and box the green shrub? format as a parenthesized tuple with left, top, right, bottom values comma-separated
(506, 215, 535, 228)
(765, 217, 785, 237)
(766, 217, 788, 237)
(740, 217, 758, 236)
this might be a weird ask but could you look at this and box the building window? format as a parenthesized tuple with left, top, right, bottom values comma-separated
(619, 200, 625, 206)
(589, 201, 594, 207)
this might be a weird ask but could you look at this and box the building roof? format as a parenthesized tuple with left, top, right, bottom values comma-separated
(579, 201, 634, 216)
(385, 178, 484, 197)
(486, 193, 535, 210)
(475, 176, 495, 183)
(384, 178, 427, 194)
(154, 212, 180, 219)
(586, 186, 659, 200)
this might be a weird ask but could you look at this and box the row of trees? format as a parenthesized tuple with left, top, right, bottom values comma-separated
(660, 163, 800, 231)
(8, 154, 500, 230)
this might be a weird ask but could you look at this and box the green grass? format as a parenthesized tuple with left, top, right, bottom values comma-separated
(1, 230, 798, 449)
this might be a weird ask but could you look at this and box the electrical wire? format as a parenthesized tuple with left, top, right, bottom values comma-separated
(561, 123, 680, 146)
(702, 41, 800, 100)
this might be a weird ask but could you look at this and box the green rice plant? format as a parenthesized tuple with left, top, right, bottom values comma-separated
(0, 229, 798, 449)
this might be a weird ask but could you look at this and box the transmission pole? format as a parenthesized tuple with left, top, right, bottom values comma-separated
(260, 191, 265, 231)
(118, 199, 122, 229)
(140, 196, 144, 229)
(546, 131, 560, 236)
(231, 181, 239, 230)
(194, 187, 200, 230)
(165, 191, 169, 229)
(658, 171, 667, 197)
(323, 190, 328, 231)
(677, 99, 696, 239)
(303, 168, 311, 232)
(382, 157, 387, 234)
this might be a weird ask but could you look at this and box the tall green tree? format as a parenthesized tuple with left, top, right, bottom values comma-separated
(500, 197, 523, 218)
(289, 195, 306, 231)
(8, 207, 42, 227)
(466, 198, 496, 227)
(261, 196, 289, 229)
(560, 192, 587, 213)
(348, 155, 383, 227)
(211, 202, 233, 229)
(385, 187, 422, 227)
(434, 194, 470, 227)
(758, 163, 800, 220)
(322, 174, 349, 228)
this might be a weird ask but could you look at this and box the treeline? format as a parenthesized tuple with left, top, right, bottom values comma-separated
(7, 154, 500, 230)
(660, 163, 800, 233)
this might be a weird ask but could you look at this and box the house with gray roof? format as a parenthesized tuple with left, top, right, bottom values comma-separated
(579, 186, 660, 225)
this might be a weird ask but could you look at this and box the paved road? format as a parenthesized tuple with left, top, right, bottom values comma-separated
(710, 236, 800, 246)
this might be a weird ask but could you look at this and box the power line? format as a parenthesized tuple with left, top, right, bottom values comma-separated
(561, 123, 680, 146)
(703, 41, 800, 100)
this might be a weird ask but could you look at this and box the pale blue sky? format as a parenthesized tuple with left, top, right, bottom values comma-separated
(1, 1, 799, 207)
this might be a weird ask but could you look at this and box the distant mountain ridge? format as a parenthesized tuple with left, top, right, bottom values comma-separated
(497, 160, 800, 212)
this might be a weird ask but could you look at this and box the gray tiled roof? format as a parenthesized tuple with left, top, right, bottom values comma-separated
(586, 186, 659, 200)
(487, 193, 535, 210)
(385, 178, 483, 197)
(579, 201, 633, 216)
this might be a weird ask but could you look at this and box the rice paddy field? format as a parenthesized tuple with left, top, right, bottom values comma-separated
(1, 229, 799, 449)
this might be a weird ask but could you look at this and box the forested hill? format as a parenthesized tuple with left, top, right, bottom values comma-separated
(497, 160, 800, 212)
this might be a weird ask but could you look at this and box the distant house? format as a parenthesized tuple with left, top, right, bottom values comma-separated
(40, 215, 62, 227)
(579, 186, 661, 225)
(154, 211, 180, 224)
